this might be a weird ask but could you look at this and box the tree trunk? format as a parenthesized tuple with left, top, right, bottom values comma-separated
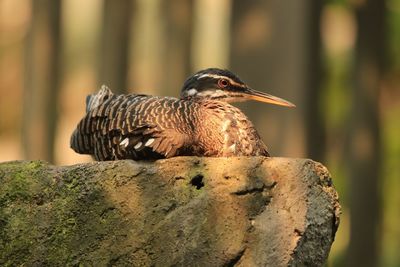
(22, 0, 62, 163)
(304, 2, 326, 162)
(230, 0, 309, 157)
(191, 0, 231, 70)
(346, 1, 385, 266)
(160, 0, 193, 96)
(0, 157, 340, 266)
(98, 0, 133, 93)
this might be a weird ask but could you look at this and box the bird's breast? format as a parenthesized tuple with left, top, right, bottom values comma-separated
(194, 101, 269, 157)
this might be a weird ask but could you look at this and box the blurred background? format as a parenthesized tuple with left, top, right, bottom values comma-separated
(0, 0, 399, 266)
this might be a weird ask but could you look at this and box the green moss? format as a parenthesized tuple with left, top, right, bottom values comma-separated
(0, 162, 50, 265)
(0, 159, 221, 265)
(0, 161, 116, 265)
(0, 161, 49, 207)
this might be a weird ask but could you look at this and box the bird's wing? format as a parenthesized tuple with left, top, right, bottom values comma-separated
(76, 95, 192, 160)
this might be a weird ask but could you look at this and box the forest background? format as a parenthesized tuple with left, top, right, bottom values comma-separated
(0, 0, 399, 266)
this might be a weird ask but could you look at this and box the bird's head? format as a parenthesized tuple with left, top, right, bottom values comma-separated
(180, 68, 295, 107)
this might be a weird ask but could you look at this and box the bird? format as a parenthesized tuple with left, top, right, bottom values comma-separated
(70, 68, 295, 161)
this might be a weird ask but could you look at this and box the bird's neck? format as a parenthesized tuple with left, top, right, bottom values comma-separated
(192, 99, 269, 157)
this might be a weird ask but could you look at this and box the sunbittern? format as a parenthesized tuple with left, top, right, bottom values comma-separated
(70, 68, 295, 161)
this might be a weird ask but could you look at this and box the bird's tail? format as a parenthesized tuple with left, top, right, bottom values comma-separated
(71, 85, 113, 155)
(86, 85, 114, 113)
(70, 128, 94, 154)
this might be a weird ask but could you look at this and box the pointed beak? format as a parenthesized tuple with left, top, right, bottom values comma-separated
(241, 87, 296, 108)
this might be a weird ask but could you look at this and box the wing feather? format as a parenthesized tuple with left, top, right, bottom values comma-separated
(72, 93, 194, 160)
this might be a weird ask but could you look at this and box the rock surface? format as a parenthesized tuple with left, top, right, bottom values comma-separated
(0, 157, 340, 266)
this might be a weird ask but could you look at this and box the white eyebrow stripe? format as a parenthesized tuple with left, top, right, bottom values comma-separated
(197, 73, 216, 79)
(196, 74, 246, 88)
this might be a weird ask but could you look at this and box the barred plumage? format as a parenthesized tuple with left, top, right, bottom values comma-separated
(71, 68, 295, 161)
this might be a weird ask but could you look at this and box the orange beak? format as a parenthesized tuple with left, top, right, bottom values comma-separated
(241, 87, 296, 107)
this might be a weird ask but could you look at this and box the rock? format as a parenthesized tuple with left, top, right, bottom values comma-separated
(0, 157, 340, 266)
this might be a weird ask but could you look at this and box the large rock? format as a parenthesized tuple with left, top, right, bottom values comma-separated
(0, 157, 340, 266)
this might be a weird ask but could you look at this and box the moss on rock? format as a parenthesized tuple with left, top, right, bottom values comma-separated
(0, 157, 340, 266)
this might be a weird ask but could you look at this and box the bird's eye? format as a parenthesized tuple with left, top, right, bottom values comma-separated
(218, 79, 229, 88)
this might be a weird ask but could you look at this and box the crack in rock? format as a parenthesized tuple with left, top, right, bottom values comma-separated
(223, 248, 246, 267)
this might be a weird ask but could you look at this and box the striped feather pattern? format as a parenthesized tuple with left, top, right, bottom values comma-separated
(70, 86, 270, 161)
(71, 86, 195, 160)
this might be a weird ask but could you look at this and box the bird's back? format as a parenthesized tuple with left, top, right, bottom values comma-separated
(71, 86, 195, 160)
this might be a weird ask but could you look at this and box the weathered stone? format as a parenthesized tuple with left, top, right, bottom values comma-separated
(0, 157, 340, 266)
